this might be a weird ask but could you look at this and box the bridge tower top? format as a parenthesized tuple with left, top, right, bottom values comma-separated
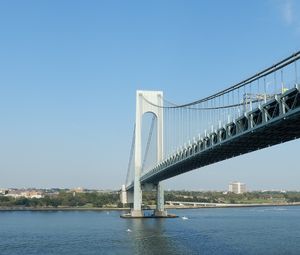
(135, 90, 164, 163)
(136, 90, 163, 117)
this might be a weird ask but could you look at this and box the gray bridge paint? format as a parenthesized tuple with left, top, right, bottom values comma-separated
(126, 85, 300, 191)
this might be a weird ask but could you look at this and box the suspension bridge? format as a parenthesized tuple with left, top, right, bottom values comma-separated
(121, 51, 300, 218)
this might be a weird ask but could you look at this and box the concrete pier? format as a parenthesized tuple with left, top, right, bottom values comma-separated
(120, 210, 178, 219)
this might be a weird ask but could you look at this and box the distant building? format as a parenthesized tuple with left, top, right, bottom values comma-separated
(5, 190, 43, 199)
(229, 182, 246, 194)
(5, 190, 22, 198)
(72, 187, 84, 193)
(20, 191, 44, 199)
(0, 189, 8, 195)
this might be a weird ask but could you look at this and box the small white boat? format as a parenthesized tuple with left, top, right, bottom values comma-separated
(126, 229, 132, 232)
(182, 216, 188, 220)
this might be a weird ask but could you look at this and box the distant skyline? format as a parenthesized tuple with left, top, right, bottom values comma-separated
(1, 0, 300, 190)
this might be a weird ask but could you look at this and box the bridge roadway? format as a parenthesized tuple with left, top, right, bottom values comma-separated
(126, 85, 300, 191)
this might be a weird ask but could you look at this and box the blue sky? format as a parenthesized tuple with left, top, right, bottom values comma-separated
(0, 0, 300, 190)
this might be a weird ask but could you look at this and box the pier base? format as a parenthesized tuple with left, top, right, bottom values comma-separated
(130, 209, 143, 217)
(120, 209, 177, 219)
(154, 210, 168, 217)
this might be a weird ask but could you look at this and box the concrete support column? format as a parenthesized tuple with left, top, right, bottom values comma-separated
(120, 184, 127, 205)
(132, 92, 143, 217)
(155, 182, 167, 216)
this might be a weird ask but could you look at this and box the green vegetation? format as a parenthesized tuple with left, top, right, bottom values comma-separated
(0, 191, 121, 208)
(1, 190, 300, 209)
(143, 190, 300, 206)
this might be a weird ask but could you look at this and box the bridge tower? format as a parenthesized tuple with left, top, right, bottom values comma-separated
(130, 90, 166, 217)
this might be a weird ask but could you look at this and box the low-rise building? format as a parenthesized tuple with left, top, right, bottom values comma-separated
(21, 191, 44, 199)
(5, 190, 43, 199)
(0, 188, 9, 195)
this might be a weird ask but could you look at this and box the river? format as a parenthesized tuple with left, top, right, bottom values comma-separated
(1, 206, 300, 255)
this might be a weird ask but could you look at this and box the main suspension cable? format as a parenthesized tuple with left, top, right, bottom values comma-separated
(143, 51, 300, 109)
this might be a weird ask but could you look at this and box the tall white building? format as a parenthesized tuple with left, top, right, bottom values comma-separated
(229, 182, 246, 194)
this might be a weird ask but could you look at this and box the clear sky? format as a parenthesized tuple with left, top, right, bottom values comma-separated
(1, 0, 300, 190)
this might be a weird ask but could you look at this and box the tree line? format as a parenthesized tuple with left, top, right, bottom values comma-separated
(0, 191, 121, 208)
(1, 190, 300, 208)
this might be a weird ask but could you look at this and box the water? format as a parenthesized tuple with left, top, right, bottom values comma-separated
(1, 206, 300, 255)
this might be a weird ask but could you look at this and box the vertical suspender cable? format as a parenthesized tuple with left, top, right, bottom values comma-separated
(125, 125, 135, 185)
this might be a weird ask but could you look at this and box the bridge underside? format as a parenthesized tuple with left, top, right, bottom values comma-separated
(141, 108, 300, 184)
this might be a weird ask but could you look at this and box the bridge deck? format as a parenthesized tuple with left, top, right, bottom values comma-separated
(127, 86, 300, 190)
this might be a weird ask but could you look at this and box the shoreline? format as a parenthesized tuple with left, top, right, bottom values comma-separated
(1, 202, 300, 211)
(165, 202, 300, 210)
(0, 207, 129, 211)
